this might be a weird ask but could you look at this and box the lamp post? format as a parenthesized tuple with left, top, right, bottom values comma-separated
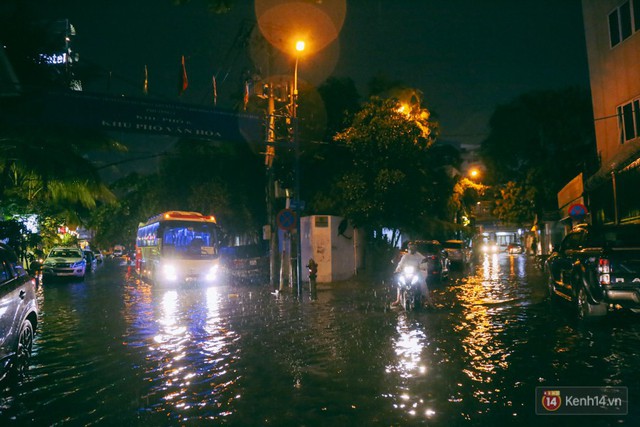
(292, 40, 304, 296)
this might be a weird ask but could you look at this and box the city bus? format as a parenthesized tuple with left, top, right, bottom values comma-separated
(135, 211, 222, 285)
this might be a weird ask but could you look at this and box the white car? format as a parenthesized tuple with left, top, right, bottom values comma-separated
(42, 247, 86, 280)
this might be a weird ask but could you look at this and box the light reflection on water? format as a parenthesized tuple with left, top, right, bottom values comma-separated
(127, 284, 242, 423)
(385, 313, 436, 421)
(1, 258, 639, 426)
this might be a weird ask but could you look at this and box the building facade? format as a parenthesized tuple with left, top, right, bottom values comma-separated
(582, 0, 640, 224)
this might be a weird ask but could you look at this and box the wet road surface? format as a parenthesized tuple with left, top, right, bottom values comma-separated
(1, 254, 639, 426)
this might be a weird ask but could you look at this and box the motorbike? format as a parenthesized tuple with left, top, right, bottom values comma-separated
(396, 265, 423, 311)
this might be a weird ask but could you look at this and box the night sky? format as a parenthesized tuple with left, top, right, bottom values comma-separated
(30, 0, 589, 149)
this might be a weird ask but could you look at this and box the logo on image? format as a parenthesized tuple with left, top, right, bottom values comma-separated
(541, 390, 562, 412)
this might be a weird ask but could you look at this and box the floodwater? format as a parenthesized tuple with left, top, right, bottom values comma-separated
(1, 254, 639, 426)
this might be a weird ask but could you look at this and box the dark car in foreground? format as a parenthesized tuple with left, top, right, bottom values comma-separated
(546, 223, 640, 319)
(220, 244, 269, 284)
(393, 240, 450, 284)
(0, 243, 38, 382)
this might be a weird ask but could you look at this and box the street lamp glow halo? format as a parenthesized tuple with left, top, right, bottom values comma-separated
(255, 1, 344, 55)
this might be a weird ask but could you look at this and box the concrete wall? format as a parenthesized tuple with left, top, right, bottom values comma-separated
(300, 215, 364, 283)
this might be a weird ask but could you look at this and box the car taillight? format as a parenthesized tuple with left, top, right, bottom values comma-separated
(598, 258, 610, 285)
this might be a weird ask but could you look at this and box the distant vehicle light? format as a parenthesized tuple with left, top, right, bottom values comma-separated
(481, 243, 498, 254)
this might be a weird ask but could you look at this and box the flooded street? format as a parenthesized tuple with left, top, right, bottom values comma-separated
(1, 254, 639, 426)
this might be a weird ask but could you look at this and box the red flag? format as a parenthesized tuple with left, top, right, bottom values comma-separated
(212, 75, 217, 106)
(243, 81, 249, 110)
(143, 65, 148, 95)
(179, 55, 188, 95)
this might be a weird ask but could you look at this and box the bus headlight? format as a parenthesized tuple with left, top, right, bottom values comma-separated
(163, 264, 178, 281)
(205, 264, 219, 282)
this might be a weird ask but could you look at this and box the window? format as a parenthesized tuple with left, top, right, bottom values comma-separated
(609, 0, 640, 47)
(617, 98, 640, 143)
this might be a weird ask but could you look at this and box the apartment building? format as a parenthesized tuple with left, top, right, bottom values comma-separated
(582, 0, 640, 224)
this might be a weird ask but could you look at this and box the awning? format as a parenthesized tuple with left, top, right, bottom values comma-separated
(585, 140, 640, 190)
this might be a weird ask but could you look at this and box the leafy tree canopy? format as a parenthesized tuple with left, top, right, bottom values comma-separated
(333, 95, 448, 240)
(480, 87, 596, 214)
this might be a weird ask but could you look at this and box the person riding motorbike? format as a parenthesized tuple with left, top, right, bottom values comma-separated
(391, 242, 434, 308)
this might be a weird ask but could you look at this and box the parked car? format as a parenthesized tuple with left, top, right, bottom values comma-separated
(83, 249, 98, 272)
(112, 245, 125, 258)
(507, 243, 524, 254)
(0, 243, 38, 382)
(42, 247, 86, 281)
(220, 244, 269, 284)
(443, 240, 470, 266)
(546, 223, 640, 319)
(393, 240, 450, 284)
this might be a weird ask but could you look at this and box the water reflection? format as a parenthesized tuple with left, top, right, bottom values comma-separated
(120, 281, 243, 422)
(3, 258, 639, 425)
(386, 314, 436, 421)
(452, 254, 525, 411)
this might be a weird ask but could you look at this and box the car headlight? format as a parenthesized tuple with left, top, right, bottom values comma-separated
(71, 261, 85, 268)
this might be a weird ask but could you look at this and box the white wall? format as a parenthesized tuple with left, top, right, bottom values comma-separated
(300, 215, 364, 283)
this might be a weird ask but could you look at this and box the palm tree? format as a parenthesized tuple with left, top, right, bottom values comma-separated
(0, 126, 121, 225)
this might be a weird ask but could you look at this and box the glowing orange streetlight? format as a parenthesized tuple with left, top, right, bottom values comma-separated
(293, 39, 305, 117)
(469, 168, 480, 179)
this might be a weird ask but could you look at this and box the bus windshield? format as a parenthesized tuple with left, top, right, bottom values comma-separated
(160, 221, 218, 259)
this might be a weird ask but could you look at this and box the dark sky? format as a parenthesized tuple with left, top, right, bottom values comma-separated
(31, 0, 590, 148)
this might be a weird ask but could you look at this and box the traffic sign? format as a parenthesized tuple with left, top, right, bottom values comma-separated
(568, 203, 588, 219)
(289, 199, 306, 211)
(276, 209, 296, 231)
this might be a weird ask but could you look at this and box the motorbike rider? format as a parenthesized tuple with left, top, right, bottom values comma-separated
(391, 242, 434, 308)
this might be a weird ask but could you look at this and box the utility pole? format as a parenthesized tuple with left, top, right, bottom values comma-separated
(265, 82, 279, 289)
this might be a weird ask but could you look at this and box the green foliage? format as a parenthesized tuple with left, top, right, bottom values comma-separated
(332, 96, 447, 237)
(480, 87, 596, 214)
(89, 139, 266, 247)
(492, 181, 537, 226)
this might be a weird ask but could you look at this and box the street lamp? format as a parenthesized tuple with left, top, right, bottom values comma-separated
(292, 40, 305, 118)
(292, 39, 304, 296)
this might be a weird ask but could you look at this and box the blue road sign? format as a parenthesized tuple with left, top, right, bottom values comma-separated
(568, 203, 587, 219)
(277, 209, 296, 231)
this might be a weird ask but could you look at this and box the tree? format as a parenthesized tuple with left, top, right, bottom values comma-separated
(480, 87, 597, 216)
(89, 138, 267, 247)
(333, 94, 444, 243)
(0, 126, 120, 245)
(492, 180, 537, 227)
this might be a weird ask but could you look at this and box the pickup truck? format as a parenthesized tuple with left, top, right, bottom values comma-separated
(546, 223, 640, 319)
